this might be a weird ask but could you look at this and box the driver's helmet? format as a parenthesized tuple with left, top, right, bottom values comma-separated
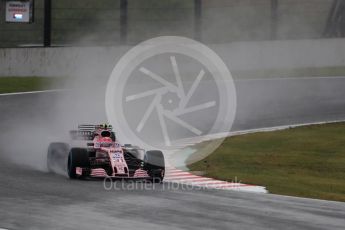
(100, 123, 112, 130)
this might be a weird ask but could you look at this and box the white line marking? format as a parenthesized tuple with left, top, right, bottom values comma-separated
(1, 75, 344, 97)
(236, 75, 345, 82)
(0, 89, 66, 96)
(230, 119, 345, 137)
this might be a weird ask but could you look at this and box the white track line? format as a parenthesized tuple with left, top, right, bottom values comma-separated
(0, 89, 66, 96)
(230, 119, 345, 137)
(1, 75, 344, 97)
(2, 75, 344, 97)
(236, 75, 345, 82)
(171, 119, 345, 149)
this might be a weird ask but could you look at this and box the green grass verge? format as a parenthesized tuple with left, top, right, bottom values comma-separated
(232, 66, 345, 79)
(188, 123, 345, 202)
(0, 77, 65, 94)
(1, 66, 344, 94)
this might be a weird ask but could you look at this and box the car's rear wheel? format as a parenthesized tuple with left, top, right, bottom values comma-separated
(67, 148, 89, 179)
(144, 150, 165, 183)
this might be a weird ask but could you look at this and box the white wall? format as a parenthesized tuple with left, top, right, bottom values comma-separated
(216, 38, 345, 71)
(0, 38, 344, 78)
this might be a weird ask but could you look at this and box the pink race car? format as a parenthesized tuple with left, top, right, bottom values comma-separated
(47, 124, 165, 182)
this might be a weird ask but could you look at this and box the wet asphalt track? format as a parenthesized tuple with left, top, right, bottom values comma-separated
(1, 77, 345, 229)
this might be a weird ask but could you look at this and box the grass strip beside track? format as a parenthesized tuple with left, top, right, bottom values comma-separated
(1, 66, 345, 94)
(188, 122, 345, 202)
(0, 77, 65, 94)
(232, 66, 345, 79)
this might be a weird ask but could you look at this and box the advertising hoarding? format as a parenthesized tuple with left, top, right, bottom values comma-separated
(5, 0, 33, 23)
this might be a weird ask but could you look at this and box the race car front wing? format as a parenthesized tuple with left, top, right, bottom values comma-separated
(76, 167, 150, 179)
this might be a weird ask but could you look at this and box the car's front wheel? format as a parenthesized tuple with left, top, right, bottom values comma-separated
(144, 150, 165, 183)
(67, 148, 89, 179)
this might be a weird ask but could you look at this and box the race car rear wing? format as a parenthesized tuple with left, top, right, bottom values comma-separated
(70, 124, 114, 141)
(78, 124, 113, 131)
(70, 130, 94, 140)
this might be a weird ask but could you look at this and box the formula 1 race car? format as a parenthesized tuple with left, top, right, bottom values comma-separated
(47, 124, 165, 182)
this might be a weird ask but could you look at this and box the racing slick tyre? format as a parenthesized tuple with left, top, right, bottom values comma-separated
(67, 148, 90, 179)
(47, 142, 69, 173)
(144, 150, 165, 183)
